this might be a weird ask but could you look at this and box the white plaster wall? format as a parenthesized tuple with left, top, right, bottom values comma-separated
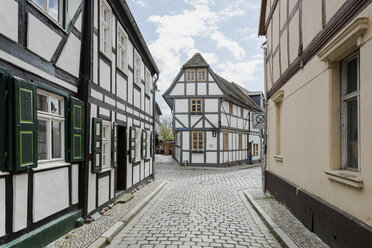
(221, 114, 228, 126)
(127, 163, 132, 189)
(231, 116, 237, 128)
(88, 168, 96, 213)
(191, 115, 201, 127)
(13, 174, 28, 232)
(205, 99, 218, 112)
(112, 56, 116, 95)
(206, 152, 217, 164)
(93, 34, 98, 83)
(186, 84, 195, 95)
(93, 0, 98, 28)
(71, 164, 79, 205)
(100, 59, 111, 91)
(74, 13, 82, 32)
(206, 132, 217, 150)
(208, 73, 214, 81)
(205, 114, 218, 127)
(27, 14, 62, 61)
(133, 165, 140, 185)
(183, 132, 189, 150)
(99, 107, 110, 117)
(68, 0, 81, 19)
(134, 88, 140, 108)
(208, 83, 223, 95)
(56, 34, 81, 77)
(0, 178, 5, 237)
(111, 170, 115, 199)
(183, 152, 189, 163)
(179, 72, 185, 82)
(175, 99, 188, 112)
(0, 0, 18, 42)
(170, 84, 184, 96)
(192, 153, 204, 163)
(98, 176, 109, 206)
(175, 114, 188, 128)
(197, 83, 206, 95)
(33, 168, 69, 222)
(128, 41, 133, 68)
(145, 162, 150, 177)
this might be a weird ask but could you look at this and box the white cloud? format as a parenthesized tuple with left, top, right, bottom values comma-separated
(130, 0, 148, 7)
(211, 31, 246, 59)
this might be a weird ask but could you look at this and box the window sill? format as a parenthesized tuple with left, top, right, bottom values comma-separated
(33, 160, 71, 172)
(190, 112, 202, 115)
(273, 155, 283, 162)
(324, 169, 363, 189)
(191, 150, 204, 153)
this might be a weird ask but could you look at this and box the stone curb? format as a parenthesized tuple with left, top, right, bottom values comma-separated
(242, 191, 299, 248)
(87, 180, 168, 248)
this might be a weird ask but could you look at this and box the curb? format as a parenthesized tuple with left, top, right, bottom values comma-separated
(88, 180, 168, 248)
(242, 191, 299, 248)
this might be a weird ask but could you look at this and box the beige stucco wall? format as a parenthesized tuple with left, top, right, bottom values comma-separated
(265, 3, 372, 227)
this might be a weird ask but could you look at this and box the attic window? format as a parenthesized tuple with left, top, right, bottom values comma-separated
(197, 69, 207, 81)
(186, 69, 195, 82)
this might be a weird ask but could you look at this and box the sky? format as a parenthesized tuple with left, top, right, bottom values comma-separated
(127, 0, 265, 117)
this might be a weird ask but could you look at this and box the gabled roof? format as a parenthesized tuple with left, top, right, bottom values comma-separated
(155, 102, 163, 115)
(183, 53, 209, 68)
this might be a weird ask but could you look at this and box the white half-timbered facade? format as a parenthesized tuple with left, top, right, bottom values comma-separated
(163, 53, 262, 166)
(0, 0, 159, 246)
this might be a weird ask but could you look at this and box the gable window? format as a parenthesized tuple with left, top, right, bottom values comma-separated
(101, 122, 111, 170)
(100, 0, 111, 56)
(37, 90, 64, 162)
(191, 99, 202, 113)
(117, 27, 128, 72)
(341, 52, 360, 171)
(134, 52, 141, 85)
(192, 131, 204, 151)
(186, 69, 195, 82)
(32, 0, 64, 24)
(197, 69, 207, 81)
(224, 133, 229, 150)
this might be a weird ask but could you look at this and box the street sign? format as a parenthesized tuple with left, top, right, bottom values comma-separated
(253, 112, 265, 129)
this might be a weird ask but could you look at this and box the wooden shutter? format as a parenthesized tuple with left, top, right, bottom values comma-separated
(142, 130, 147, 159)
(69, 97, 85, 162)
(11, 77, 37, 171)
(0, 68, 7, 172)
(129, 127, 136, 163)
(92, 118, 102, 173)
(112, 122, 118, 167)
(150, 131, 153, 157)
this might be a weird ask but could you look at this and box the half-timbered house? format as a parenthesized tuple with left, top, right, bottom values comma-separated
(0, 0, 159, 246)
(259, 0, 372, 245)
(163, 53, 263, 167)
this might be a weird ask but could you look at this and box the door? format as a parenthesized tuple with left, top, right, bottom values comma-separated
(115, 125, 127, 191)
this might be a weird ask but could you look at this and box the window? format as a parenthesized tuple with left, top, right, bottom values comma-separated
(241, 108, 244, 118)
(253, 144, 259, 156)
(341, 52, 360, 170)
(37, 90, 64, 162)
(134, 52, 141, 85)
(185, 69, 195, 82)
(101, 122, 111, 170)
(224, 133, 229, 150)
(192, 131, 204, 151)
(146, 69, 152, 95)
(191, 99, 202, 113)
(32, 0, 64, 24)
(238, 135, 243, 150)
(229, 103, 233, 115)
(100, 0, 111, 56)
(197, 69, 207, 81)
(117, 27, 128, 72)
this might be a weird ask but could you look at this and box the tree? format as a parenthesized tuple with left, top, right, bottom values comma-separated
(160, 116, 174, 140)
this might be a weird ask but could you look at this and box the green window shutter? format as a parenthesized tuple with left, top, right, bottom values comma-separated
(12, 77, 37, 171)
(112, 122, 118, 168)
(92, 118, 102, 173)
(69, 97, 85, 162)
(142, 130, 147, 159)
(150, 131, 153, 158)
(129, 127, 136, 163)
(0, 67, 8, 172)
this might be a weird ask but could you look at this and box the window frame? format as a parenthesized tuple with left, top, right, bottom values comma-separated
(30, 0, 65, 26)
(197, 69, 207, 82)
(192, 131, 204, 151)
(340, 51, 360, 171)
(117, 25, 128, 73)
(190, 99, 202, 113)
(145, 69, 152, 95)
(37, 89, 65, 164)
(134, 51, 141, 86)
(224, 133, 229, 150)
(101, 121, 111, 171)
(100, 0, 112, 57)
(238, 134, 243, 150)
(229, 103, 233, 115)
(185, 69, 195, 82)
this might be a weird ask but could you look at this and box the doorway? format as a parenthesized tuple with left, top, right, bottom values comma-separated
(115, 125, 127, 192)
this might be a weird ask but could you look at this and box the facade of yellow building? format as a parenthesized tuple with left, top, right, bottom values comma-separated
(259, 0, 372, 246)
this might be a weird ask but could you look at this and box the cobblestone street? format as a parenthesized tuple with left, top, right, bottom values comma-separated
(108, 161, 281, 248)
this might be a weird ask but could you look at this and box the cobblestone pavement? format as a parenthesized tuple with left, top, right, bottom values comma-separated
(108, 162, 281, 248)
(248, 189, 328, 248)
(47, 180, 163, 248)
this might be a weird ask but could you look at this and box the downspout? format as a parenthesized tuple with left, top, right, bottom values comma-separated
(261, 42, 268, 193)
(152, 73, 159, 180)
(248, 107, 252, 162)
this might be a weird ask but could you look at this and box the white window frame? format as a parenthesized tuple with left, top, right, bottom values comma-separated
(37, 89, 65, 164)
(117, 25, 128, 73)
(100, 0, 111, 57)
(340, 51, 360, 171)
(30, 0, 64, 24)
(134, 51, 141, 85)
(101, 121, 111, 170)
(145, 69, 152, 95)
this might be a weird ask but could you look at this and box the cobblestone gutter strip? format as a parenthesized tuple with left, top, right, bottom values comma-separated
(46, 180, 167, 248)
(242, 191, 299, 248)
(88, 181, 168, 248)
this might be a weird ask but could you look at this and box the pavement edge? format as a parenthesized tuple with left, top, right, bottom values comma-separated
(87, 180, 168, 248)
(241, 191, 299, 248)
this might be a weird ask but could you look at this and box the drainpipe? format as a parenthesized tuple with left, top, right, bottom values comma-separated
(248, 108, 252, 162)
(261, 42, 268, 193)
(152, 73, 159, 180)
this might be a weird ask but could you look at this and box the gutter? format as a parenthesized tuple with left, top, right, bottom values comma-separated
(152, 73, 159, 179)
(261, 42, 268, 193)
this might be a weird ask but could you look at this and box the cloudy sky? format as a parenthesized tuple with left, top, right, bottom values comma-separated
(127, 0, 265, 116)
